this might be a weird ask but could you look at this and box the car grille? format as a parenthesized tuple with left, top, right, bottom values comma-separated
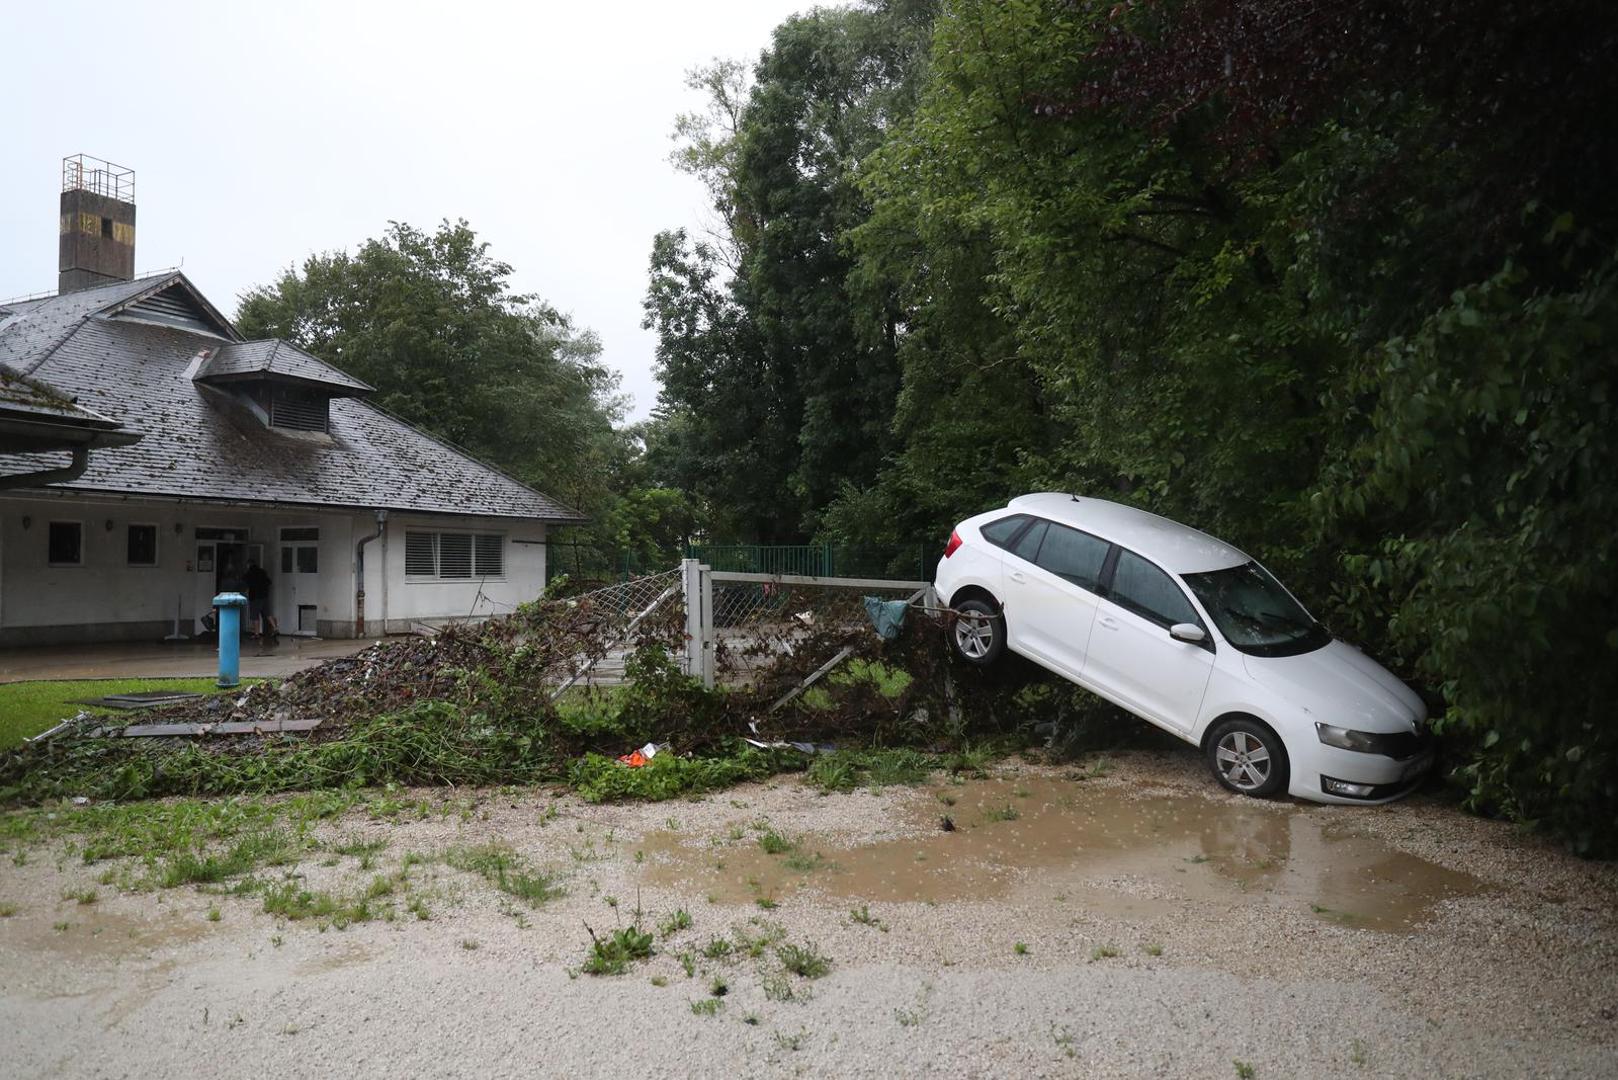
(1373, 730, 1428, 761)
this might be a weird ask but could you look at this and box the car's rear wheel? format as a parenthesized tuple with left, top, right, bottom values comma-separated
(1206, 718, 1289, 798)
(950, 597, 1005, 666)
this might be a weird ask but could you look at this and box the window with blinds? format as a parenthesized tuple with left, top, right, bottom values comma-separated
(403, 530, 504, 579)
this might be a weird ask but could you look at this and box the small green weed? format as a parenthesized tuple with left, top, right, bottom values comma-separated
(582, 925, 654, 976)
(894, 983, 933, 1027)
(702, 937, 733, 960)
(1234, 1062, 1256, 1079)
(332, 836, 387, 858)
(1013, 941, 1029, 956)
(261, 883, 341, 922)
(659, 908, 692, 937)
(446, 844, 564, 907)
(982, 805, 1020, 823)
(206, 905, 222, 922)
(783, 850, 828, 873)
(1091, 945, 1120, 961)
(777, 942, 831, 979)
(690, 998, 722, 1016)
(850, 904, 885, 930)
(757, 829, 793, 855)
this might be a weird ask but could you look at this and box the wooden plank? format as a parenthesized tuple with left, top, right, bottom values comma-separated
(99, 718, 323, 738)
(118, 723, 213, 738)
(212, 719, 323, 734)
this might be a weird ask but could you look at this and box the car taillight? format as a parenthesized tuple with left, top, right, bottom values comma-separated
(943, 530, 963, 558)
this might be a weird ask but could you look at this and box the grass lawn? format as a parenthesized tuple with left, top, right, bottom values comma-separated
(0, 679, 263, 750)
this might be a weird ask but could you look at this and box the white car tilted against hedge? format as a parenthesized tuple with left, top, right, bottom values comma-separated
(934, 493, 1433, 804)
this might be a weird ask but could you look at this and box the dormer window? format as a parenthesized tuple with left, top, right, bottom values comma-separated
(190, 338, 372, 437)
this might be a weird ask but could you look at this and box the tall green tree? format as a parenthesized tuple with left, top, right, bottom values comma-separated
(645, 1, 938, 541)
(236, 220, 625, 515)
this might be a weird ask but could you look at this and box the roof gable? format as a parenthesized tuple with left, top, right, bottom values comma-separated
(102, 277, 238, 340)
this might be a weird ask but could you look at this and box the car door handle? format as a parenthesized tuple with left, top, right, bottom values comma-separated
(1009, 571, 1026, 583)
(1098, 616, 1119, 630)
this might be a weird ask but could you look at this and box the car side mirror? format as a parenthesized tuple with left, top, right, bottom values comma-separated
(1169, 623, 1207, 645)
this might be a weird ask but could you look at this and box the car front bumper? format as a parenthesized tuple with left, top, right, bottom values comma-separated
(1289, 741, 1435, 805)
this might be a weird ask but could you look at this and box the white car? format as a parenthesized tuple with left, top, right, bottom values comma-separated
(934, 493, 1433, 804)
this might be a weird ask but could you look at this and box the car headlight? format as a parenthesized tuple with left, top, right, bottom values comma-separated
(1314, 722, 1384, 754)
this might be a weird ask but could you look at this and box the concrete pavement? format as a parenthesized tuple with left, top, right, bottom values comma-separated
(0, 635, 383, 683)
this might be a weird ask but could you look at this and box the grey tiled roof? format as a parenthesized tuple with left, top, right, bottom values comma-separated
(0, 274, 180, 377)
(196, 340, 374, 394)
(0, 275, 584, 522)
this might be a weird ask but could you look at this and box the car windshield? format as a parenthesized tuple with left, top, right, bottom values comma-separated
(1181, 562, 1329, 657)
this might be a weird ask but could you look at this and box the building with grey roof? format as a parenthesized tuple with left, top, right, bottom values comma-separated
(0, 158, 582, 645)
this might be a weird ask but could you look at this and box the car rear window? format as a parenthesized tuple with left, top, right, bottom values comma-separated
(1007, 520, 1048, 562)
(1109, 549, 1201, 628)
(978, 515, 1029, 549)
(1033, 523, 1109, 590)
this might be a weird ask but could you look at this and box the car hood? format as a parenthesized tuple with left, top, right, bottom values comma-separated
(1242, 640, 1425, 733)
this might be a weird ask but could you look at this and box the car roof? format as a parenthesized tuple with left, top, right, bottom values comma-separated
(1000, 493, 1250, 575)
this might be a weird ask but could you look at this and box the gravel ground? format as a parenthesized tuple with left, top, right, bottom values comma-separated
(2, 750, 1615, 1079)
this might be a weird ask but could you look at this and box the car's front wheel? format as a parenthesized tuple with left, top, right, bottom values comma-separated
(950, 597, 1005, 666)
(1206, 717, 1289, 798)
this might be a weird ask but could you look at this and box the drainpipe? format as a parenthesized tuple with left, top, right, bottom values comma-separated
(354, 509, 388, 638)
(0, 447, 89, 491)
(379, 522, 390, 632)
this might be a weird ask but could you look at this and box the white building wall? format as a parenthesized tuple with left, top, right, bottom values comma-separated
(0, 494, 547, 645)
(372, 513, 548, 636)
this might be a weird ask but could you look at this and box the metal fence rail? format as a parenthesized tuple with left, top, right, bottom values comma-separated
(685, 543, 934, 582)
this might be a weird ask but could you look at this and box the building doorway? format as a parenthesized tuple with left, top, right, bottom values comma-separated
(194, 527, 251, 635)
(278, 526, 320, 636)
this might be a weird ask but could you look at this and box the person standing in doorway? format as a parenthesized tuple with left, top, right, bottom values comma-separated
(243, 560, 280, 642)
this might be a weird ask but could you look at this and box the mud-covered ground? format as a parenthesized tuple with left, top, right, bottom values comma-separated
(2, 750, 1614, 1079)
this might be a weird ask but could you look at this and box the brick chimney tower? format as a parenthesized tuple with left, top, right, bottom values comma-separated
(58, 155, 135, 294)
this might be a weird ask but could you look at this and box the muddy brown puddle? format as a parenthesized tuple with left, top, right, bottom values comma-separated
(640, 778, 1481, 932)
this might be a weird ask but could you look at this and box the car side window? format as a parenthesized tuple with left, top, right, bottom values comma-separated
(978, 514, 1029, 550)
(1032, 523, 1109, 590)
(1007, 519, 1048, 563)
(1109, 549, 1201, 628)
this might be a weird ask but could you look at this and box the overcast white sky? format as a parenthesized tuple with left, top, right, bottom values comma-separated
(0, 0, 832, 420)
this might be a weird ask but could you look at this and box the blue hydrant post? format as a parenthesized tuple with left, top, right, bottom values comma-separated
(213, 592, 248, 688)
